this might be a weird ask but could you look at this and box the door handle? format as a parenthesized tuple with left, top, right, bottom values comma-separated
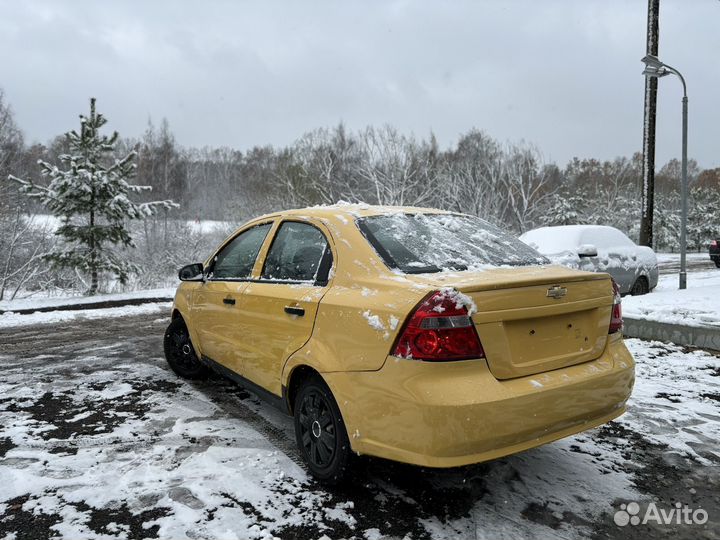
(284, 305, 305, 317)
(223, 297, 236, 305)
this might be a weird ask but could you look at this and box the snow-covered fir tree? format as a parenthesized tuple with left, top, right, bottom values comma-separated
(9, 98, 176, 294)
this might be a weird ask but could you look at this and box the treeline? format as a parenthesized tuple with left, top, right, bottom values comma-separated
(1, 90, 720, 295)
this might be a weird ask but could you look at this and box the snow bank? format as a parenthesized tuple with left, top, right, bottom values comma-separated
(0, 287, 175, 313)
(623, 270, 720, 327)
(0, 302, 172, 328)
(26, 214, 235, 236)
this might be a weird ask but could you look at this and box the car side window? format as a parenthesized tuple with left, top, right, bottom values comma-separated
(262, 222, 329, 283)
(211, 223, 272, 280)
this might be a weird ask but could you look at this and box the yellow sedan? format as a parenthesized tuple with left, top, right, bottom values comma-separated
(164, 205, 634, 483)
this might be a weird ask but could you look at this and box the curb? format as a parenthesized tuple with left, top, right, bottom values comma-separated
(0, 297, 173, 316)
(623, 316, 720, 352)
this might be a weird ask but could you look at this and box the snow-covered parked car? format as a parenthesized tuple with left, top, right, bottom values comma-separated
(520, 225, 658, 295)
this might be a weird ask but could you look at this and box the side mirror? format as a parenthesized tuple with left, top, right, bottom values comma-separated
(178, 263, 204, 281)
(577, 244, 598, 258)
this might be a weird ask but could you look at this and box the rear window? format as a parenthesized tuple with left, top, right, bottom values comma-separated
(357, 213, 547, 273)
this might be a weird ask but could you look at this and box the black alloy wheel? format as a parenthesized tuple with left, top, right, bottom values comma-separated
(294, 376, 352, 483)
(163, 317, 208, 379)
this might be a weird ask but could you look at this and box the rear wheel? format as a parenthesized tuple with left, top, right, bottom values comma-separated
(714, 259, 720, 268)
(164, 317, 208, 379)
(294, 375, 352, 484)
(630, 276, 650, 296)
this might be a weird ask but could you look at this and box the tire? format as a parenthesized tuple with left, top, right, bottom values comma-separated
(630, 276, 650, 296)
(714, 259, 720, 269)
(293, 375, 352, 484)
(163, 317, 208, 379)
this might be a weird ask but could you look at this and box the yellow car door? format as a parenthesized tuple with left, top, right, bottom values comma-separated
(237, 220, 334, 396)
(192, 222, 274, 374)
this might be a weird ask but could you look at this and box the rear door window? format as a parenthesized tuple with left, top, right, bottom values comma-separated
(211, 223, 272, 280)
(262, 222, 330, 283)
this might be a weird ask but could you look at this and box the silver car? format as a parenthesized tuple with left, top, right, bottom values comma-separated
(519, 225, 658, 295)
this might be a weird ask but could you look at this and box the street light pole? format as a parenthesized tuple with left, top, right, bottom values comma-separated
(641, 55, 688, 290)
(680, 92, 688, 289)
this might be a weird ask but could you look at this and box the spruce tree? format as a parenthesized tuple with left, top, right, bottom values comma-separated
(9, 98, 176, 294)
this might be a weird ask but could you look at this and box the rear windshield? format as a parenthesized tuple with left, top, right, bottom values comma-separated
(357, 213, 548, 273)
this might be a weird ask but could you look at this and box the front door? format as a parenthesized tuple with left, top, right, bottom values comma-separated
(237, 220, 333, 396)
(193, 222, 273, 374)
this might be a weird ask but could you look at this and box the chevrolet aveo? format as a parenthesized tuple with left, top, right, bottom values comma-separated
(164, 205, 635, 483)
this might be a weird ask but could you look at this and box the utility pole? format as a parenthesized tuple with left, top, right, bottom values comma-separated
(639, 0, 659, 247)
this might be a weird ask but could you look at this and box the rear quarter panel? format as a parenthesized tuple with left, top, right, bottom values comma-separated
(283, 279, 429, 382)
(637, 246, 659, 289)
(283, 215, 432, 379)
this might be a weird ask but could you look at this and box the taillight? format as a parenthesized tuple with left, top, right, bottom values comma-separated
(392, 290, 485, 361)
(609, 279, 623, 334)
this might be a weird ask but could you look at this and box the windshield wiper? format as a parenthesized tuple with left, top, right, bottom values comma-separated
(441, 261, 468, 271)
(402, 264, 442, 274)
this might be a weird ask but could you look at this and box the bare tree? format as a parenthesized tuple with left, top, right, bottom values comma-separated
(502, 143, 556, 233)
(0, 209, 55, 300)
(356, 125, 436, 206)
(0, 90, 25, 212)
(442, 130, 506, 223)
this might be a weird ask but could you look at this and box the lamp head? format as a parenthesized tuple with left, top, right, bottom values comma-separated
(642, 65, 669, 78)
(641, 55, 670, 78)
(641, 55, 664, 69)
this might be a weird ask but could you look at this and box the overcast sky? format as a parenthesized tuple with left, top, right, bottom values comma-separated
(1, 0, 718, 168)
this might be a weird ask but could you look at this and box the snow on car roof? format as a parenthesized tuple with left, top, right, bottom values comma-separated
(519, 225, 633, 254)
(255, 202, 453, 223)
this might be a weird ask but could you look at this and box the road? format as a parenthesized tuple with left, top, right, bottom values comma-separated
(0, 312, 719, 540)
(657, 253, 715, 275)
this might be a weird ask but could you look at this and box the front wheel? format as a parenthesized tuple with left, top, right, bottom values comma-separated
(294, 376, 352, 484)
(164, 317, 208, 379)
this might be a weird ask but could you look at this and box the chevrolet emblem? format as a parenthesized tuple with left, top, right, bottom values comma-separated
(546, 285, 567, 299)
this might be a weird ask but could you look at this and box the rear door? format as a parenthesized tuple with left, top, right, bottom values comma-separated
(192, 222, 273, 374)
(236, 220, 334, 396)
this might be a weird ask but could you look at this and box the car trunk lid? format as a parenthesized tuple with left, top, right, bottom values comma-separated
(404, 265, 614, 379)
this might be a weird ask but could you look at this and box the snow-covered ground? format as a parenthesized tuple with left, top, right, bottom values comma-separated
(27, 214, 235, 236)
(623, 269, 720, 327)
(0, 302, 172, 329)
(655, 252, 712, 266)
(0, 288, 175, 313)
(0, 312, 718, 539)
(0, 288, 175, 329)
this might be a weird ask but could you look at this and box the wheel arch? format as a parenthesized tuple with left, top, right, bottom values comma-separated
(169, 289, 204, 358)
(284, 364, 324, 415)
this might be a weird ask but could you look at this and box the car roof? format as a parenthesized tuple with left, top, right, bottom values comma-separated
(519, 225, 632, 253)
(254, 203, 453, 223)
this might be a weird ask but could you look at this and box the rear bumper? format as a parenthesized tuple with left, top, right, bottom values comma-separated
(324, 334, 634, 468)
